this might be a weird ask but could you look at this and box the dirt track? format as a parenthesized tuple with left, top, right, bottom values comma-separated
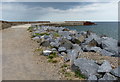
(2, 24, 60, 80)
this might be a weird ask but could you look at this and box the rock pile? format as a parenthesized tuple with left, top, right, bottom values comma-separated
(29, 25, 119, 80)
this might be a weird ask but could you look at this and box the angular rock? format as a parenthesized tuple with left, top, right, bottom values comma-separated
(52, 48, 57, 51)
(43, 50, 52, 56)
(88, 75, 98, 80)
(32, 36, 40, 40)
(58, 47, 66, 52)
(71, 37, 81, 44)
(101, 37, 118, 55)
(50, 42, 60, 48)
(99, 73, 117, 80)
(85, 33, 102, 45)
(82, 45, 102, 52)
(98, 60, 112, 73)
(60, 38, 73, 49)
(72, 44, 83, 52)
(100, 49, 115, 56)
(40, 40, 50, 47)
(111, 66, 120, 77)
(74, 58, 99, 77)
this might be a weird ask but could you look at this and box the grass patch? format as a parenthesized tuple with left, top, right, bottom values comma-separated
(27, 27, 34, 32)
(48, 52, 58, 59)
(64, 72, 72, 77)
(74, 70, 86, 79)
(48, 59, 58, 63)
(61, 64, 69, 68)
(35, 33, 50, 36)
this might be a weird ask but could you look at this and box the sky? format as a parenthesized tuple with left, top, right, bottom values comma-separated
(0, 0, 119, 22)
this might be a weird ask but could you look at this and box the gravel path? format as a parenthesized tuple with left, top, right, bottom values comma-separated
(2, 24, 60, 80)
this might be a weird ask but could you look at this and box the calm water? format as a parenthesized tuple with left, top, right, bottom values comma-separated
(65, 22, 118, 40)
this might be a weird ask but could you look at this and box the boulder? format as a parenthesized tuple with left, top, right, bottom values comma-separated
(88, 75, 98, 80)
(71, 37, 81, 44)
(74, 58, 99, 77)
(60, 38, 73, 49)
(50, 42, 60, 48)
(98, 60, 112, 73)
(72, 44, 83, 52)
(40, 40, 50, 47)
(58, 31, 70, 37)
(99, 73, 117, 80)
(58, 47, 66, 52)
(52, 48, 57, 51)
(82, 45, 102, 52)
(43, 50, 52, 56)
(101, 37, 118, 55)
(32, 36, 40, 40)
(111, 66, 120, 77)
(100, 49, 115, 56)
(85, 33, 102, 45)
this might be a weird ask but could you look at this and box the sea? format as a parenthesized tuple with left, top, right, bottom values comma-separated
(65, 22, 118, 40)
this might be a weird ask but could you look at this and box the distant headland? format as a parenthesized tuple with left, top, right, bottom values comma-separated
(0, 20, 95, 29)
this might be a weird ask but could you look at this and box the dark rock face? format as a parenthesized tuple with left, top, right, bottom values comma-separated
(60, 38, 73, 50)
(74, 58, 99, 77)
(40, 40, 50, 47)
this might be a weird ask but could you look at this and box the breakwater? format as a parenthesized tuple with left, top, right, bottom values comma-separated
(28, 25, 119, 80)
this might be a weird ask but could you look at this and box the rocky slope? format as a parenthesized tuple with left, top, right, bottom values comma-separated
(29, 25, 120, 80)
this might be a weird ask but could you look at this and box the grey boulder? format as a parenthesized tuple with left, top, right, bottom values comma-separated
(111, 66, 120, 77)
(88, 75, 98, 80)
(98, 60, 112, 73)
(74, 58, 99, 77)
(58, 47, 66, 52)
(100, 49, 115, 56)
(99, 73, 117, 80)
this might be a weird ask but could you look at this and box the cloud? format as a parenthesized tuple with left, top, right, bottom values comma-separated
(2, 0, 120, 2)
(2, 2, 118, 21)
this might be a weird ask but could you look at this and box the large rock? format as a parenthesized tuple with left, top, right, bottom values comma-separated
(111, 66, 120, 77)
(58, 31, 71, 37)
(50, 42, 60, 48)
(85, 33, 102, 45)
(60, 38, 73, 49)
(99, 73, 117, 80)
(101, 37, 118, 55)
(71, 37, 81, 44)
(88, 75, 98, 80)
(74, 58, 99, 77)
(82, 45, 102, 52)
(100, 49, 115, 56)
(40, 40, 50, 47)
(72, 44, 83, 52)
(58, 47, 66, 52)
(98, 60, 112, 73)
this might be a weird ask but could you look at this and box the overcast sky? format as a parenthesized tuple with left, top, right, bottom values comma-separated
(0, 0, 119, 21)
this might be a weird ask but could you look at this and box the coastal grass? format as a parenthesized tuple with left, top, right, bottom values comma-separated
(74, 70, 86, 79)
(27, 27, 34, 32)
(47, 52, 58, 63)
